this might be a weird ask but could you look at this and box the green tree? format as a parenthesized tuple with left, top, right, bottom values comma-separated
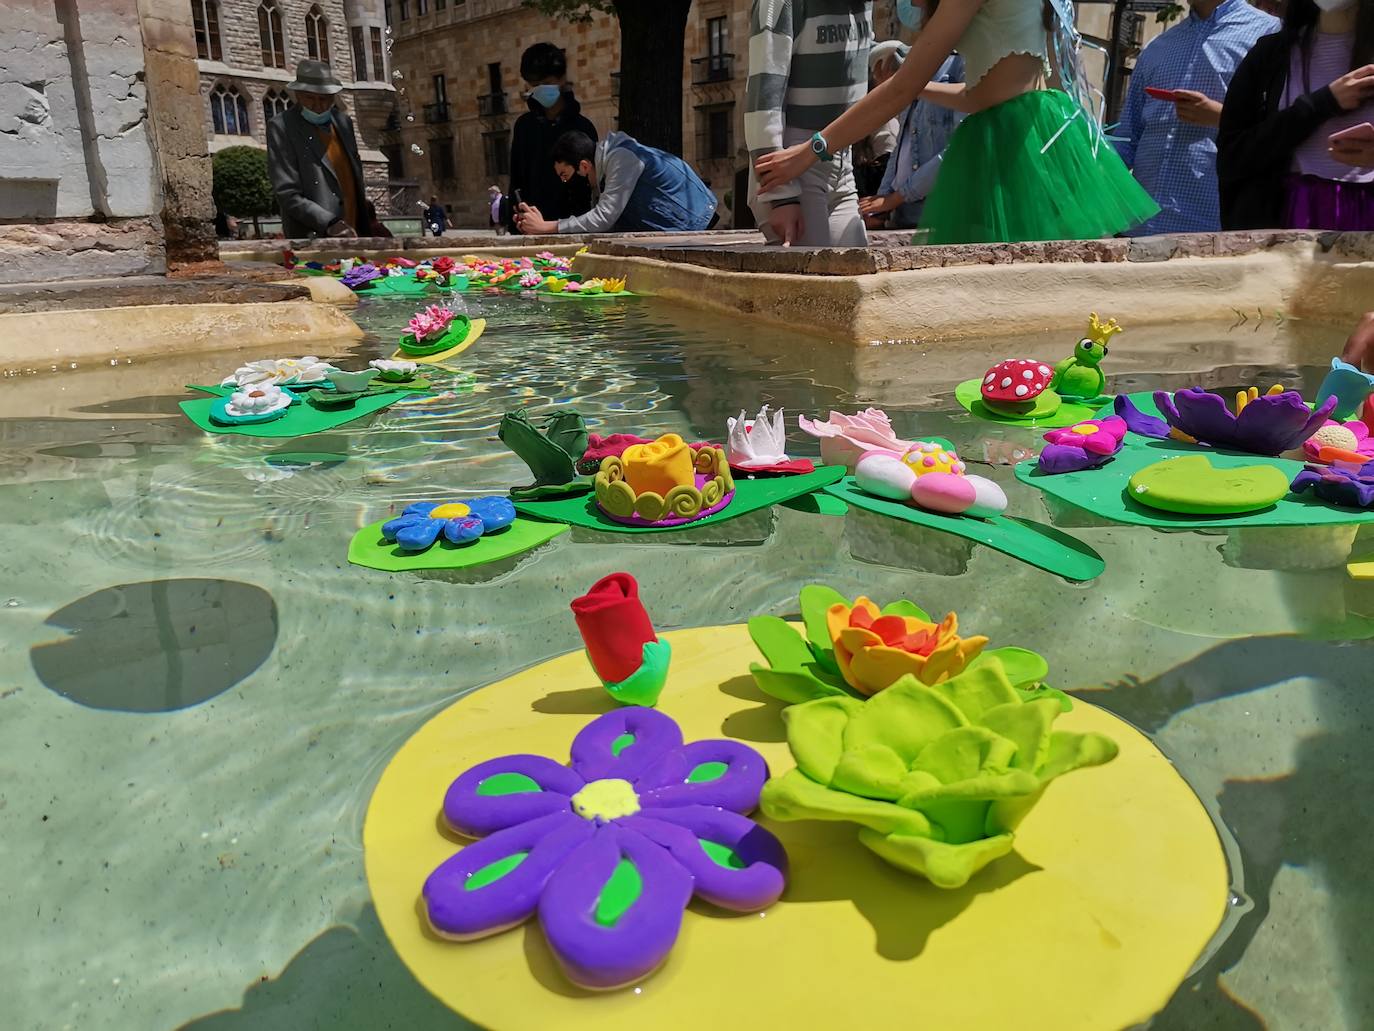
(212, 145, 277, 236)
(521, 0, 694, 155)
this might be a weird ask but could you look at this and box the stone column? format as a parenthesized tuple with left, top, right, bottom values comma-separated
(138, 0, 218, 267)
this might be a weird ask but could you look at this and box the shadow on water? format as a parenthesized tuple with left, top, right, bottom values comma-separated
(30, 578, 278, 712)
(1085, 635, 1374, 1029)
(179, 904, 472, 1030)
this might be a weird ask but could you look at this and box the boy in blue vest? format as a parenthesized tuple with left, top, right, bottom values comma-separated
(514, 131, 717, 234)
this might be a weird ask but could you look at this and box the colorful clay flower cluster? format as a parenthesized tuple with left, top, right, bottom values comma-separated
(855, 442, 1007, 517)
(1302, 417, 1374, 464)
(1038, 416, 1128, 474)
(423, 707, 787, 990)
(382, 496, 516, 550)
(519, 270, 543, 289)
(405, 304, 457, 343)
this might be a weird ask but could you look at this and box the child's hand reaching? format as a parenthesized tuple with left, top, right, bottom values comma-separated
(766, 203, 805, 246)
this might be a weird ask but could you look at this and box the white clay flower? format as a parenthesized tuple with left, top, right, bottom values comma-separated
(221, 356, 336, 388)
(224, 383, 292, 417)
(370, 359, 418, 381)
(727, 405, 790, 468)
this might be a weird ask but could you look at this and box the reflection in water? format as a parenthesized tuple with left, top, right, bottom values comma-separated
(31, 579, 278, 712)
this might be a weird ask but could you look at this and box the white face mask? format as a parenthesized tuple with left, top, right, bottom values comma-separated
(1313, 0, 1357, 12)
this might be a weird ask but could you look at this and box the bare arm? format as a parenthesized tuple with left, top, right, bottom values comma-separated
(919, 81, 977, 114)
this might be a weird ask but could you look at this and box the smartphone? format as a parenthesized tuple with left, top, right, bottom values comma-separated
(513, 189, 525, 208)
(1144, 87, 1181, 102)
(1330, 122, 1374, 144)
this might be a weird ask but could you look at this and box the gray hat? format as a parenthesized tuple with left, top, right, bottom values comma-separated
(869, 41, 910, 71)
(287, 60, 343, 95)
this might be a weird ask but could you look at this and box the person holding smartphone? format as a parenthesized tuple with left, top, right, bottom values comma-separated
(1114, 0, 1278, 235)
(1219, 0, 1374, 230)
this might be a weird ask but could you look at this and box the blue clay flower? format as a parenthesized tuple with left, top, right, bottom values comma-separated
(382, 497, 516, 551)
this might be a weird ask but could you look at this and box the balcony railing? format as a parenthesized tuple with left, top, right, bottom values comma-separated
(423, 101, 449, 124)
(691, 53, 734, 84)
(477, 91, 507, 117)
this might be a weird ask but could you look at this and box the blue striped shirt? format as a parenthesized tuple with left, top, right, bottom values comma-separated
(1115, 0, 1278, 235)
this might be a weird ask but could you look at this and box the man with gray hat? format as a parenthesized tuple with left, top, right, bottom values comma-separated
(266, 60, 368, 239)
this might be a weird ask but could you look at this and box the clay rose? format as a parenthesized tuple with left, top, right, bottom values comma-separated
(621, 434, 694, 497)
(570, 572, 670, 706)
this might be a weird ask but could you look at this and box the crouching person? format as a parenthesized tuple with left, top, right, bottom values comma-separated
(514, 131, 718, 234)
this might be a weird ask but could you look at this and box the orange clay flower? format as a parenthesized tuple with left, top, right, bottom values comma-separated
(827, 598, 988, 695)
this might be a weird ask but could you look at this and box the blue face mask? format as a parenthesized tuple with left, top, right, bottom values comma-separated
(896, 0, 923, 29)
(529, 84, 562, 108)
(299, 104, 334, 126)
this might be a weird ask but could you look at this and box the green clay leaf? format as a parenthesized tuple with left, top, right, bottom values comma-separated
(759, 767, 932, 839)
(475, 772, 542, 796)
(930, 660, 1023, 722)
(798, 584, 848, 674)
(830, 743, 910, 801)
(1037, 729, 1120, 782)
(782, 695, 863, 784)
(687, 761, 729, 783)
(1014, 683, 1074, 712)
(593, 857, 642, 927)
(603, 639, 671, 708)
(465, 851, 529, 891)
(748, 615, 816, 671)
(979, 697, 1061, 773)
(610, 733, 635, 757)
(699, 839, 746, 870)
(842, 675, 968, 768)
(906, 725, 1018, 786)
(880, 599, 933, 622)
(975, 647, 1050, 690)
(857, 827, 1016, 889)
(749, 664, 847, 705)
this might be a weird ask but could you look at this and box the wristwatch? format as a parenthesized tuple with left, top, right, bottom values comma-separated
(810, 131, 834, 163)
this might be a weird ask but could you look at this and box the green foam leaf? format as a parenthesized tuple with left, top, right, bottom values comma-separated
(465, 851, 529, 891)
(593, 858, 642, 927)
(475, 772, 542, 796)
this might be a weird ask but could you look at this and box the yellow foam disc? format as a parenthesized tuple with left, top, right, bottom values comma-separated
(390, 317, 485, 367)
(1348, 554, 1374, 580)
(364, 624, 1229, 1030)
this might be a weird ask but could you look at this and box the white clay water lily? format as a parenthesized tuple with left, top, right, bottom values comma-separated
(727, 406, 790, 468)
(224, 383, 292, 417)
(370, 359, 418, 381)
(221, 356, 337, 388)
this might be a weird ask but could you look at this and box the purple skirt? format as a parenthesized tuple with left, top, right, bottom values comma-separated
(1283, 174, 1374, 231)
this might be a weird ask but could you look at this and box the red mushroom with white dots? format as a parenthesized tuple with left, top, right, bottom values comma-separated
(980, 359, 1058, 415)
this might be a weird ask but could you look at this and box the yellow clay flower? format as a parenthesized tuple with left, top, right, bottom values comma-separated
(826, 597, 988, 695)
(621, 434, 694, 497)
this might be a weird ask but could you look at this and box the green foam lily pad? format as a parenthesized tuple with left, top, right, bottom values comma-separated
(513, 465, 846, 534)
(347, 517, 568, 572)
(954, 379, 1103, 429)
(181, 388, 404, 438)
(1127, 455, 1290, 515)
(824, 476, 1105, 581)
(780, 492, 849, 516)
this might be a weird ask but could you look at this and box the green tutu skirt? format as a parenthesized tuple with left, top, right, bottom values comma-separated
(919, 90, 1159, 245)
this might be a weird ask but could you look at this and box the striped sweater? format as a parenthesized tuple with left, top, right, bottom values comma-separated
(746, 0, 873, 204)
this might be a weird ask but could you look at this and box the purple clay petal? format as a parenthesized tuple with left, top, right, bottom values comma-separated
(1298, 395, 1341, 445)
(423, 811, 592, 940)
(442, 515, 485, 544)
(1116, 396, 1172, 439)
(570, 708, 685, 783)
(1232, 391, 1327, 455)
(442, 754, 584, 837)
(394, 517, 445, 550)
(537, 824, 693, 990)
(1291, 464, 1374, 507)
(1152, 390, 1184, 432)
(1037, 443, 1108, 475)
(1166, 388, 1239, 448)
(634, 739, 770, 814)
(626, 806, 787, 912)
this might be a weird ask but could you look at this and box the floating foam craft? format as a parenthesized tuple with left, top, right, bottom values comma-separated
(499, 408, 592, 499)
(421, 707, 787, 990)
(210, 382, 295, 425)
(571, 573, 671, 707)
(1038, 416, 1128, 474)
(381, 496, 517, 551)
(726, 406, 814, 476)
(594, 433, 736, 527)
(854, 441, 1007, 518)
(1127, 455, 1290, 515)
(221, 355, 337, 390)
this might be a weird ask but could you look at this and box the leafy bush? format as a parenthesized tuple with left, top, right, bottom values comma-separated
(212, 146, 277, 217)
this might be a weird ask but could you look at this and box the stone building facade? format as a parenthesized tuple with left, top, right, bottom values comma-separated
(192, 0, 397, 210)
(384, 0, 901, 227)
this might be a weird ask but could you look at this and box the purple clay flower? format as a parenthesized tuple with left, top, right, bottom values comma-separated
(1113, 395, 1172, 439)
(422, 708, 788, 991)
(340, 263, 382, 290)
(1154, 387, 1336, 456)
(1290, 461, 1374, 508)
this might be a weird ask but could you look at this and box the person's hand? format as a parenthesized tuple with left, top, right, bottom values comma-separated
(1329, 136, 1374, 169)
(1341, 312, 1374, 373)
(326, 220, 354, 237)
(754, 143, 818, 195)
(514, 204, 557, 235)
(859, 193, 903, 216)
(1329, 65, 1374, 111)
(766, 203, 804, 246)
(1171, 90, 1223, 127)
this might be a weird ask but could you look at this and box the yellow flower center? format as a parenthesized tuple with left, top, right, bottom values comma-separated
(1070, 423, 1099, 436)
(429, 502, 471, 519)
(570, 778, 640, 822)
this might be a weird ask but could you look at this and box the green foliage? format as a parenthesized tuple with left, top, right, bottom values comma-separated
(1155, 3, 1184, 24)
(520, 0, 613, 22)
(212, 146, 277, 217)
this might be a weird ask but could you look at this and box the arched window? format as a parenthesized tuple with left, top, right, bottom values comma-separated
(258, 2, 286, 69)
(210, 83, 250, 136)
(305, 6, 330, 63)
(192, 0, 222, 61)
(262, 88, 291, 124)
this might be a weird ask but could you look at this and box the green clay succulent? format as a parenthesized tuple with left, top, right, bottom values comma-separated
(498, 408, 591, 499)
(759, 656, 1118, 888)
(748, 584, 1071, 710)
